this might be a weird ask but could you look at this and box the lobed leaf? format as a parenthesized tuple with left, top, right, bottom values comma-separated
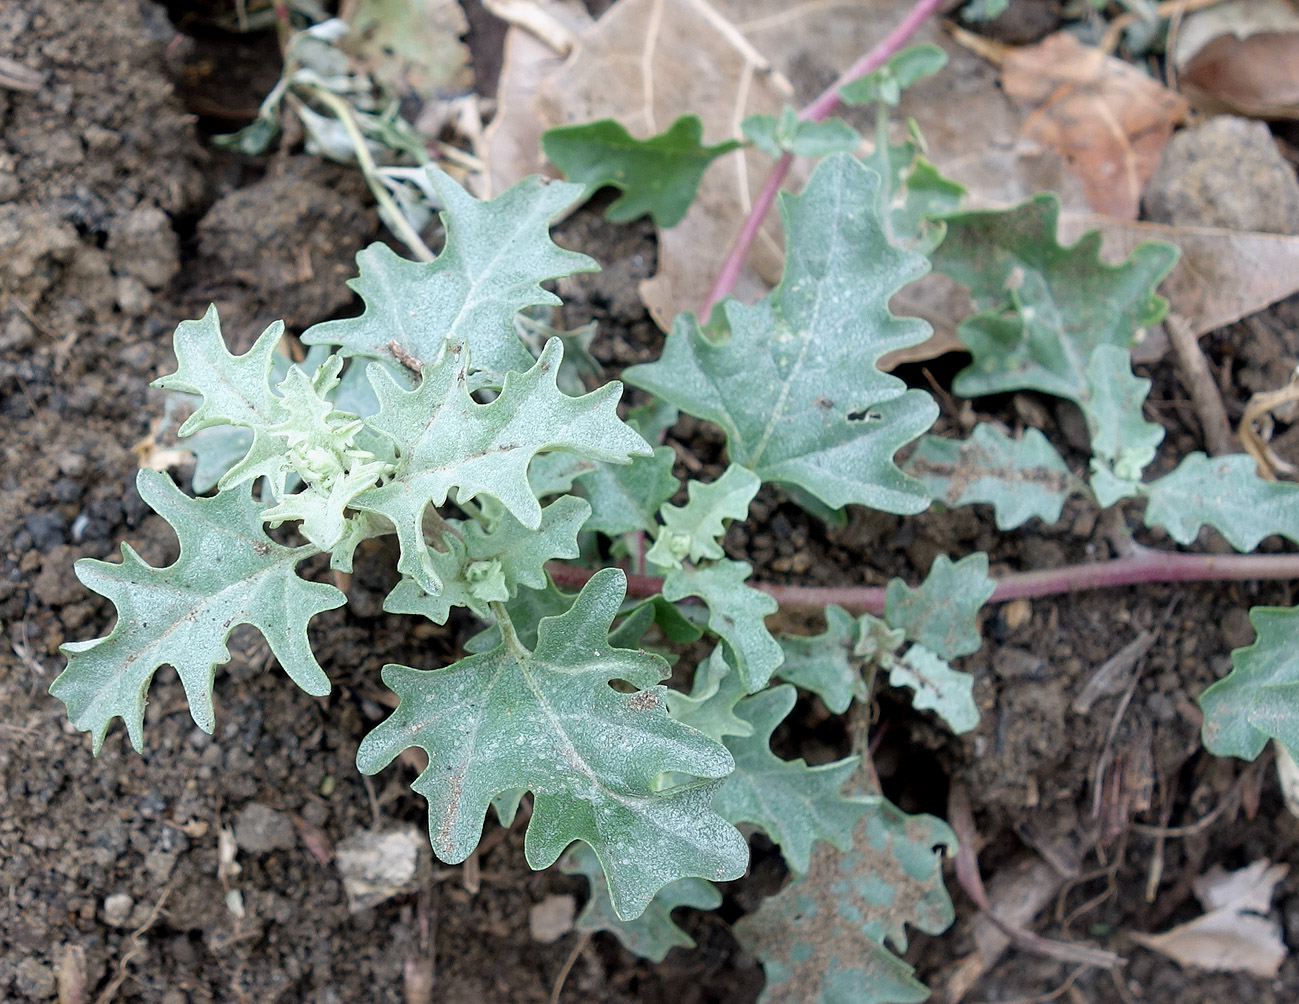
(356, 569, 748, 920)
(886, 645, 979, 734)
(1083, 344, 1164, 501)
(625, 153, 939, 514)
(576, 446, 679, 538)
(933, 194, 1178, 407)
(742, 106, 861, 159)
(1200, 606, 1299, 762)
(561, 842, 721, 962)
(1140, 453, 1299, 551)
(664, 646, 753, 744)
(777, 604, 866, 714)
(353, 338, 649, 595)
(662, 559, 783, 692)
(542, 115, 740, 227)
(51, 470, 345, 753)
(735, 798, 956, 1004)
(715, 685, 872, 874)
(647, 464, 760, 570)
(884, 553, 994, 660)
(904, 424, 1073, 530)
(303, 168, 596, 381)
(383, 497, 590, 624)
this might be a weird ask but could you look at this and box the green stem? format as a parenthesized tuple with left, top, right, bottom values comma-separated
(302, 87, 436, 263)
(490, 600, 527, 658)
(545, 545, 1299, 615)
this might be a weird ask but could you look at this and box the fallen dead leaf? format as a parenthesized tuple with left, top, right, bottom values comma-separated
(340, 0, 472, 100)
(511, 0, 1048, 327)
(480, 0, 593, 197)
(1173, 0, 1299, 119)
(1132, 859, 1289, 978)
(1001, 32, 1189, 219)
(529, 893, 576, 943)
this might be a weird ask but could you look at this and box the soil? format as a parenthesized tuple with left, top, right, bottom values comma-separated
(4, 2, 1299, 1003)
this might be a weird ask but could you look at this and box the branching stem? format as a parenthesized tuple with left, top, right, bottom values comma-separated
(545, 545, 1299, 616)
(701, 0, 946, 316)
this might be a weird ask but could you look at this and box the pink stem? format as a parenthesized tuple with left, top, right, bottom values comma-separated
(701, 0, 947, 316)
(545, 546, 1299, 616)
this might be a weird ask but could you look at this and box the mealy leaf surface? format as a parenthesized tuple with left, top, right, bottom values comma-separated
(624, 153, 939, 514)
(353, 338, 649, 594)
(52, 471, 344, 753)
(904, 424, 1072, 530)
(356, 569, 748, 919)
(1200, 606, 1299, 762)
(303, 168, 596, 380)
(735, 798, 956, 1004)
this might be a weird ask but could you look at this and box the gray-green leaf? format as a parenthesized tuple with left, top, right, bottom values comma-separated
(735, 798, 956, 1004)
(561, 842, 721, 962)
(777, 605, 866, 714)
(624, 153, 938, 514)
(647, 464, 759, 570)
(52, 471, 345, 753)
(354, 338, 649, 595)
(303, 168, 596, 381)
(934, 195, 1178, 408)
(1141, 453, 1299, 551)
(904, 424, 1073, 530)
(356, 569, 748, 920)
(884, 553, 994, 660)
(887, 645, 979, 734)
(716, 685, 872, 874)
(1200, 606, 1299, 762)
(383, 496, 590, 623)
(662, 559, 783, 692)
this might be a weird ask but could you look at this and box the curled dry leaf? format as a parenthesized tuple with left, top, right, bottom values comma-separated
(1132, 859, 1289, 978)
(1001, 32, 1189, 219)
(1173, 0, 1299, 119)
(481, 0, 593, 197)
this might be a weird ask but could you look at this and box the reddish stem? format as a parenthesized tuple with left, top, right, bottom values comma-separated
(701, 0, 947, 316)
(545, 546, 1299, 616)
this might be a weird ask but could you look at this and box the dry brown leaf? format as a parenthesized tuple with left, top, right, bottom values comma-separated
(510, 0, 1044, 327)
(339, 0, 472, 100)
(480, 0, 593, 197)
(1132, 860, 1289, 978)
(1174, 0, 1299, 118)
(1001, 32, 1189, 219)
(532, 0, 799, 326)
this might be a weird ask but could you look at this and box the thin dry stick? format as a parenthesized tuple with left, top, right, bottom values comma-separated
(545, 544, 1299, 614)
(550, 932, 591, 1004)
(949, 785, 1123, 970)
(1165, 313, 1234, 457)
(701, 0, 947, 316)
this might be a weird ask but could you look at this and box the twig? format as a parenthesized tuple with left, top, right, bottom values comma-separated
(545, 543, 1299, 614)
(949, 785, 1123, 970)
(550, 932, 590, 1004)
(701, 0, 946, 315)
(95, 887, 173, 1004)
(302, 88, 436, 263)
(1164, 313, 1234, 458)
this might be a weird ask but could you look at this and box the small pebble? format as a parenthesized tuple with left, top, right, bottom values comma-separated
(103, 892, 133, 927)
(233, 803, 296, 854)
